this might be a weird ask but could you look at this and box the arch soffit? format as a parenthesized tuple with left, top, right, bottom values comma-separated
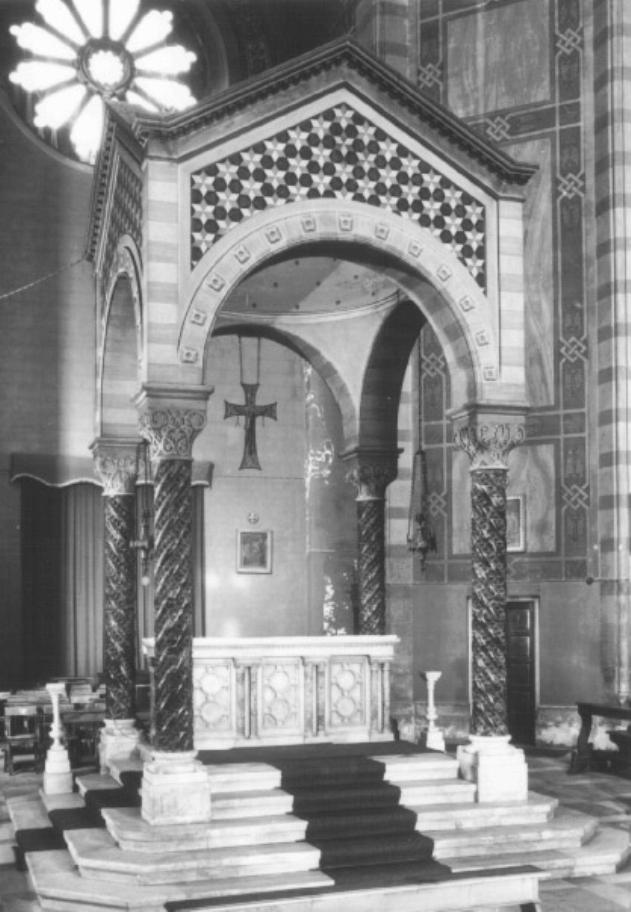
(180, 200, 494, 408)
(97, 236, 144, 435)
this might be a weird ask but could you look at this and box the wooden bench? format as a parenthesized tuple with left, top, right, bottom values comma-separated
(570, 701, 631, 773)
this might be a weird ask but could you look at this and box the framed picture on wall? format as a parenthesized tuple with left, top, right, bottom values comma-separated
(506, 495, 526, 552)
(236, 529, 273, 573)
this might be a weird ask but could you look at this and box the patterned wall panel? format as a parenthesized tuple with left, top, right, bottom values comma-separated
(103, 155, 143, 288)
(190, 102, 487, 288)
(418, 0, 588, 583)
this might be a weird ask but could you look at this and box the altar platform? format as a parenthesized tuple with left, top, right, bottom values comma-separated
(5, 741, 631, 912)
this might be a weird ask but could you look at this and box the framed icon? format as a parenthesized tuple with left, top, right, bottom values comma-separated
(236, 529, 273, 573)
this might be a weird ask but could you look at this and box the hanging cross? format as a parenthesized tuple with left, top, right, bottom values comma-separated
(224, 382, 277, 470)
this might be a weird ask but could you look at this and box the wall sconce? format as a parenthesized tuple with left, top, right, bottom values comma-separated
(131, 509, 154, 587)
(407, 448, 437, 571)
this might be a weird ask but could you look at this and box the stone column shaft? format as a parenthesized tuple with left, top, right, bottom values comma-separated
(454, 420, 525, 736)
(137, 392, 209, 753)
(344, 449, 399, 635)
(92, 439, 139, 721)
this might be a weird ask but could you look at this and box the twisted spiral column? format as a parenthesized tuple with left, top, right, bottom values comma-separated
(92, 440, 139, 721)
(344, 450, 399, 635)
(470, 467, 509, 735)
(454, 418, 525, 737)
(137, 389, 210, 753)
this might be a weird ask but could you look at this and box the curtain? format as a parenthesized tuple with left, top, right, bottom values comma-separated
(21, 479, 104, 685)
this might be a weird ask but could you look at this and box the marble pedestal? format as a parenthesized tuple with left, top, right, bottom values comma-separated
(43, 743, 73, 795)
(43, 683, 73, 795)
(99, 719, 142, 774)
(458, 735, 528, 803)
(141, 751, 212, 826)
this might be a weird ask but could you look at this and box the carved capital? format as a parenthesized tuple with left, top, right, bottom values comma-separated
(139, 407, 207, 460)
(454, 423, 525, 470)
(135, 385, 212, 461)
(91, 439, 140, 496)
(342, 449, 399, 500)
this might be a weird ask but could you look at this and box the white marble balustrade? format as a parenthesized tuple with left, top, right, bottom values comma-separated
(143, 636, 399, 749)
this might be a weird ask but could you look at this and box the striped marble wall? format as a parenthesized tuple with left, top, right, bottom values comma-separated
(592, 0, 631, 700)
(417, 0, 591, 588)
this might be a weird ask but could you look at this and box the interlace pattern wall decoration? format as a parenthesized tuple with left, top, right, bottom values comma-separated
(190, 103, 486, 289)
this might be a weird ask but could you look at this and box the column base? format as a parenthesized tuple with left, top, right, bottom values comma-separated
(457, 735, 528, 803)
(99, 718, 142, 774)
(141, 750, 212, 826)
(43, 744, 73, 795)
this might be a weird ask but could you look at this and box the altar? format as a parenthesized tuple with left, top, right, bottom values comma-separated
(142, 636, 398, 749)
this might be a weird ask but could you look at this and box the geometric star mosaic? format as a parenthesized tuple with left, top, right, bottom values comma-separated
(191, 103, 486, 289)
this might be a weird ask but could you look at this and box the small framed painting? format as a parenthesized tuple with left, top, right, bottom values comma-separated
(236, 529, 273, 573)
(506, 495, 526, 553)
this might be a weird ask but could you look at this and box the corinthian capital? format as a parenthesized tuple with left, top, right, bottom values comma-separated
(453, 421, 525, 470)
(135, 384, 212, 461)
(91, 439, 140, 496)
(342, 447, 400, 500)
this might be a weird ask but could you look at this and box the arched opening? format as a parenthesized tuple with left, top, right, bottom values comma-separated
(99, 271, 141, 438)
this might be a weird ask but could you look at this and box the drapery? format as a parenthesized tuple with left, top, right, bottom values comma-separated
(20, 479, 104, 685)
(20, 477, 206, 687)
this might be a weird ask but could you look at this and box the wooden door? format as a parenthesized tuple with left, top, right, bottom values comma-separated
(505, 600, 536, 745)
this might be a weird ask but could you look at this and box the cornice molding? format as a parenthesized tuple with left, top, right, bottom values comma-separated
(133, 38, 536, 188)
(86, 107, 144, 267)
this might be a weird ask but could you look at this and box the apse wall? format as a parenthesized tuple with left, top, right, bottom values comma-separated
(198, 334, 357, 639)
(0, 94, 96, 687)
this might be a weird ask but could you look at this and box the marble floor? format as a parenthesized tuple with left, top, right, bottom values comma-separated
(4, 752, 631, 911)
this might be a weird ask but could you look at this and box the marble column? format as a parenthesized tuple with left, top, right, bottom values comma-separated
(344, 449, 399, 635)
(453, 414, 528, 802)
(592, 0, 631, 703)
(91, 438, 142, 772)
(136, 385, 212, 825)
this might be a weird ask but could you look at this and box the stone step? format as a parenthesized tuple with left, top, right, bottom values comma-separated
(102, 806, 308, 852)
(430, 808, 598, 860)
(265, 753, 459, 789)
(107, 755, 144, 786)
(206, 762, 282, 792)
(315, 830, 433, 869)
(398, 778, 476, 806)
(7, 793, 51, 831)
(212, 787, 294, 818)
(372, 752, 460, 783)
(409, 791, 557, 831)
(64, 827, 322, 884)
(75, 773, 122, 798)
(27, 848, 334, 912)
(443, 825, 631, 879)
